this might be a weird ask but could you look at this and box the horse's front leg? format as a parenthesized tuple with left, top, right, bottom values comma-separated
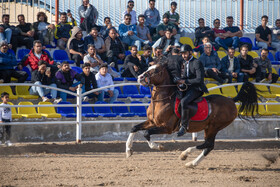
(144, 126, 172, 151)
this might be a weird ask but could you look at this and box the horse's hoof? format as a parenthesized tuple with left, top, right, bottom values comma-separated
(126, 150, 133, 158)
(185, 162, 196, 168)
(179, 153, 188, 161)
(158, 144, 164, 151)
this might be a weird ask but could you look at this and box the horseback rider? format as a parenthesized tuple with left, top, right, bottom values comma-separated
(173, 44, 208, 136)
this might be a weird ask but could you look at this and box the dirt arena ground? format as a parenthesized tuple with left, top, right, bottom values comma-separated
(0, 140, 280, 186)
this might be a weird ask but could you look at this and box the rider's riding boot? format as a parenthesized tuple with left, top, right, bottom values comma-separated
(177, 109, 190, 137)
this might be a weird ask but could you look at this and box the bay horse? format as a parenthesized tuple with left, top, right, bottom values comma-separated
(126, 62, 259, 168)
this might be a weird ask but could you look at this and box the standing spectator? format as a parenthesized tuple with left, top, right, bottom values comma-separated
(144, 0, 160, 37)
(221, 47, 244, 83)
(78, 0, 99, 34)
(29, 60, 60, 103)
(272, 19, 280, 45)
(84, 27, 106, 60)
(104, 28, 126, 71)
(215, 16, 242, 50)
(152, 28, 180, 56)
(122, 0, 137, 25)
(55, 61, 82, 101)
(0, 14, 17, 52)
(95, 63, 119, 103)
(0, 41, 28, 83)
(254, 48, 279, 83)
(119, 14, 142, 51)
(139, 45, 154, 68)
(16, 14, 34, 50)
(80, 63, 99, 101)
(99, 17, 118, 39)
(122, 45, 146, 78)
(193, 36, 216, 57)
(256, 15, 280, 51)
(164, 1, 180, 32)
(33, 12, 55, 46)
(54, 12, 77, 50)
(136, 14, 153, 46)
(20, 40, 55, 72)
(194, 18, 215, 47)
(0, 92, 12, 146)
(155, 13, 177, 40)
(199, 43, 228, 84)
(238, 45, 260, 82)
(67, 26, 86, 67)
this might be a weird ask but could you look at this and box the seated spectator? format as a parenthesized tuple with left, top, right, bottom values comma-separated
(84, 27, 106, 60)
(238, 45, 261, 82)
(78, 0, 99, 34)
(221, 47, 244, 83)
(199, 43, 228, 84)
(80, 63, 99, 101)
(33, 12, 55, 46)
(122, 0, 137, 25)
(99, 17, 118, 39)
(164, 1, 180, 32)
(193, 36, 216, 57)
(144, 0, 160, 37)
(213, 18, 227, 50)
(55, 12, 77, 50)
(272, 19, 280, 45)
(121, 45, 146, 78)
(136, 14, 153, 46)
(155, 13, 177, 41)
(256, 15, 280, 51)
(105, 28, 126, 71)
(139, 45, 154, 68)
(152, 46, 167, 64)
(119, 14, 142, 51)
(95, 63, 119, 103)
(194, 18, 215, 47)
(254, 48, 279, 83)
(20, 40, 55, 72)
(16, 14, 34, 50)
(55, 61, 82, 101)
(29, 60, 60, 103)
(215, 16, 242, 50)
(152, 28, 180, 56)
(83, 44, 119, 77)
(67, 26, 86, 67)
(0, 41, 28, 83)
(0, 14, 17, 52)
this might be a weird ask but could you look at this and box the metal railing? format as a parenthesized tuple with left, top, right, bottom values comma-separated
(0, 82, 280, 143)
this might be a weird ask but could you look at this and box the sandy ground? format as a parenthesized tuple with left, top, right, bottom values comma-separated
(0, 140, 280, 186)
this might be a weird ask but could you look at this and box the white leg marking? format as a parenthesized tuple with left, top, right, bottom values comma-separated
(126, 133, 135, 158)
(147, 141, 164, 150)
(179, 146, 197, 160)
(185, 149, 206, 168)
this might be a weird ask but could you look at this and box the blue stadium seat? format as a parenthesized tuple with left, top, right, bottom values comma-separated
(115, 87, 128, 98)
(123, 85, 145, 98)
(56, 101, 77, 118)
(130, 101, 147, 117)
(43, 49, 51, 58)
(53, 50, 75, 64)
(272, 51, 280, 65)
(15, 66, 31, 81)
(125, 50, 131, 56)
(82, 102, 99, 117)
(93, 101, 117, 117)
(8, 49, 16, 56)
(113, 77, 124, 81)
(239, 37, 259, 50)
(117, 59, 124, 65)
(71, 66, 83, 74)
(125, 77, 137, 81)
(140, 85, 152, 98)
(112, 101, 135, 117)
(17, 48, 30, 61)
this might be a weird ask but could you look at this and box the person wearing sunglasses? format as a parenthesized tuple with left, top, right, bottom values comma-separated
(122, 0, 137, 25)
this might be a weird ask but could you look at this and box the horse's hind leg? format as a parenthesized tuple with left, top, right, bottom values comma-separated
(144, 126, 170, 151)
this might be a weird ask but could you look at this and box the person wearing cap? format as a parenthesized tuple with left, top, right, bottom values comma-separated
(173, 44, 208, 136)
(122, 0, 137, 25)
(144, 0, 160, 37)
(95, 63, 119, 103)
(0, 41, 28, 83)
(155, 13, 177, 41)
(164, 1, 180, 32)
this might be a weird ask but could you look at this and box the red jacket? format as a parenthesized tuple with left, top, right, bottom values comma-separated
(21, 49, 54, 71)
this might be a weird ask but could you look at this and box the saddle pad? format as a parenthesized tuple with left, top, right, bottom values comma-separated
(175, 97, 209, 121)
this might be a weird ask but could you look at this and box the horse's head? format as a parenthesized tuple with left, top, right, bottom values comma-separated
(138, 63, 168, 86)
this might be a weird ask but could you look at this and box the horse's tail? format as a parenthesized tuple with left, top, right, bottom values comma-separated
(233, 81, 259, 120)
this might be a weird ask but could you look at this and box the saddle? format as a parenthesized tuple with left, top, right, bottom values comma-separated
(175, 97, 210, 121)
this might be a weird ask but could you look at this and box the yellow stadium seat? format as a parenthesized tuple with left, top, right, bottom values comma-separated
(265, 100, 280, 115)
(0, 86, 18, 99)
(238, 101, 267, 116)
(137, 51, 144, 55)
(204, 83, 222, 96)
(38, 102, 61, 118)
(18, 102, 42, 118)
(217, 51, 227, 59)
(270, 84, 280, 97)
(248, 51, 258, 58)
(218, 47, 226, 51)
(255, 84, 275, 98)
(0, 102, 22, 119)
(221, 84, 237, 98)
(234, 51, 240, 57)
(204, 78, 216, 82)
(16, 86, 39, 99)
(179, 37, 195, 49)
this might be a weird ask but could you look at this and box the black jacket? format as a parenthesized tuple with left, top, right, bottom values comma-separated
(166, 55, 184, 83)
(80, 72, 98, 91)
(31, 70, 56, 85)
